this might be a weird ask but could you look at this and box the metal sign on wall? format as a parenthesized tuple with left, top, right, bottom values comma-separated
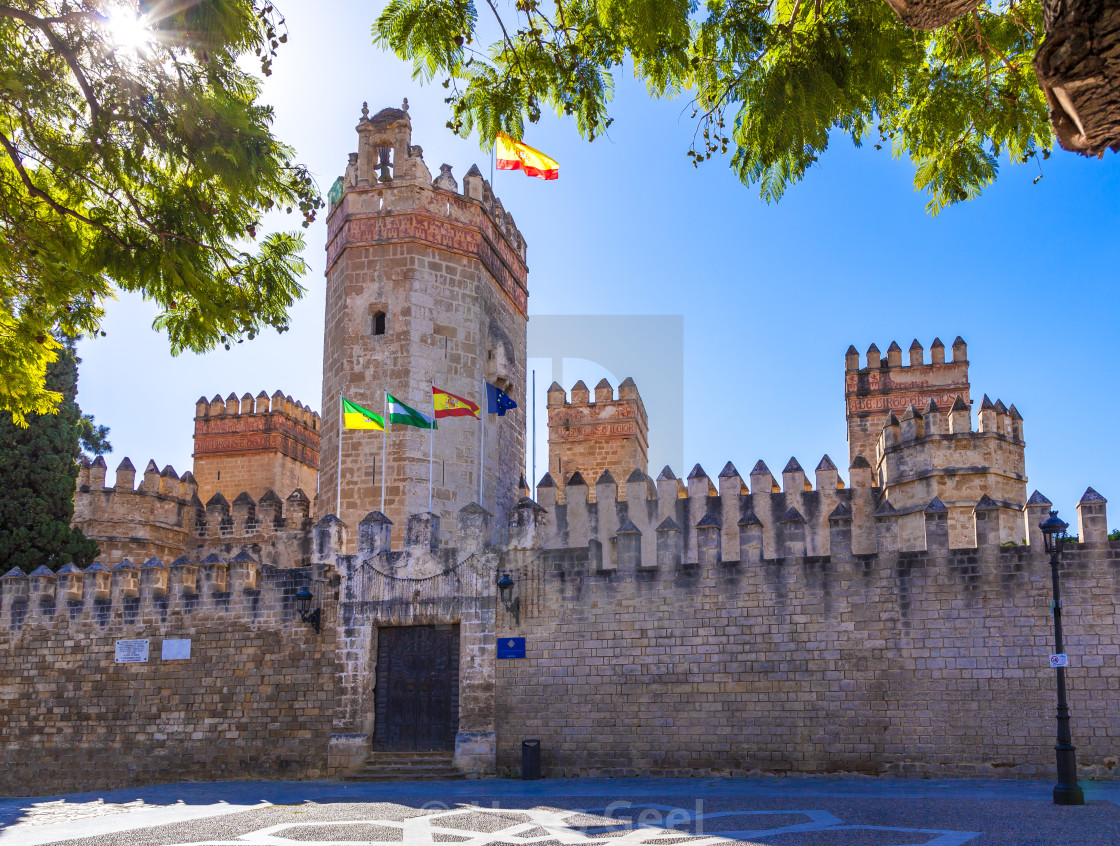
(497, 637, 526, 659)
(114, 639, 149, 663)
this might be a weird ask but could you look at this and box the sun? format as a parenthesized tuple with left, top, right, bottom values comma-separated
(105, 7, 153, 53)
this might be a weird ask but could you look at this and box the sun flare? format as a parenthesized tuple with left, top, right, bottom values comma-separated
(105, 7, 153, 52)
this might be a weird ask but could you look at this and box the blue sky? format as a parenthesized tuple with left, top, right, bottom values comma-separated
(77, 0, 1120, 525)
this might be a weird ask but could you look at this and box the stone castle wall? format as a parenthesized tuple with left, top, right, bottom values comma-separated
(73, 457, 198, 567)
(0, 554, 338, 796)
(493, 496, 1120, 779)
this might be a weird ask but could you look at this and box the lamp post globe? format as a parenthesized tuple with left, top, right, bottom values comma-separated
(1039, 510, 1068, 556)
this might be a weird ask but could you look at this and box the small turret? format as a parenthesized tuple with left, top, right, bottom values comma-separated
(115, 457, 136, 490)
(949, 395, 970, 434)
(978, 394, 997, 433)
(845, 345, 860, 372)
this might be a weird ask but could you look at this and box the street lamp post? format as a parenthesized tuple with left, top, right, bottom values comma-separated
(1039, 510, 1085, 806)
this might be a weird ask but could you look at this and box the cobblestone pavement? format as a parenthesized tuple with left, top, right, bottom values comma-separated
(1, 779, 1117, 846)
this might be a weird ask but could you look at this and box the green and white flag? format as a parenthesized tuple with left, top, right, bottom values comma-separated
(387, 393, 436, 429)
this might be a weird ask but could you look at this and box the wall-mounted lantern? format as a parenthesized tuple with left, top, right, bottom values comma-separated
(497, 572, 519, 624)
(295, 585, 322, 635)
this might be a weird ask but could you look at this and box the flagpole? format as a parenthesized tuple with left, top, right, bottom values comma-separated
(336, 391, 343, 517)
(479, 380, 485, 505)
(428, 381, 435, 513)
(531, 369, 536, 500)
(380, 389, 387, 515)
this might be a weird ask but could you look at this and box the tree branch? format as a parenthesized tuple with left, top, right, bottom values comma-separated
(0, 5, 102, 129)
(0, 129, 126, 249)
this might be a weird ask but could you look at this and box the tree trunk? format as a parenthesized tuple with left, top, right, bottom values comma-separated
(1035, 0, 1120, 156)
(881, 0, 982, 30)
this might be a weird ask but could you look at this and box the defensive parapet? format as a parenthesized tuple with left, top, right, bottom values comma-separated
(73, 456, 198, 566)
(188, 487, 315, 568)
(534, 456, 876, 565)
(547, 377, 648, 503)
(325, 102, 528, 274)
(193, 390, 320, 505)
(528, 460, 1087, 567)
(0, 550, 328, 634)
(845, 337, 971, 467)
(874, 394, 1027, 547)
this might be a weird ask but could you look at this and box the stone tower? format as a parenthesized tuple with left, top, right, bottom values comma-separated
(546, 377, 648, 500)
(844, 337, 971, 466)
(192, 391, 320, 505)
(320, 103, 528, 547)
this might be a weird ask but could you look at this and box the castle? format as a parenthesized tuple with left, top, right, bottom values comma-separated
(1, 105, 1118, 795)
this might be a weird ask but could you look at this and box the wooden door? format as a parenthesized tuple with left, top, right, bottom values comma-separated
(374, 625, 459, 751)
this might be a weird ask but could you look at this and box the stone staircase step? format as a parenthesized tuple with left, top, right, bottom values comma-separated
(344, 749, 464, 782)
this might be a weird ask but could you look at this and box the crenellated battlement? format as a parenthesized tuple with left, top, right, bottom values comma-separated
(194, 389, 322, 429)
(188, 487, 314, 568)
(324, 101, 528, 290)
(74, 456, 199, 567)
(0, 550, 331, 636)
(845, 336, 972, 467)
(522, 465, 1107, 571)
(74, 450, 316, 570)
(193, 389, 320, 505)
(547, 377, 648, 502)
(874, 394, 1027, 547)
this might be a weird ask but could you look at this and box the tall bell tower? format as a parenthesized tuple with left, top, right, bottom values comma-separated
(320, 102, 529, 548)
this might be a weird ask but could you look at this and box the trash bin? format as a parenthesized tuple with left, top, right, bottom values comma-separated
(521, 738, 541, 780)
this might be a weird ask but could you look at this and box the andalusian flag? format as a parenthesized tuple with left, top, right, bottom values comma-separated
(496, 132, 559, 180)
(342, 397, 384, 430)
(433, 386, 480, 419)
(387, 393, 436, 429)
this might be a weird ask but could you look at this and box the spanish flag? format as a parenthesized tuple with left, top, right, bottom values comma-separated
(496, 132, 559, 180)
(342, 397, 384, 430)
(433, 386, 480, 419)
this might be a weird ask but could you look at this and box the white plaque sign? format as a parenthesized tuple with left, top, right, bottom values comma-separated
(1050, 653, 1069, 668)
(115, 639, 149, 663)
(161, 639, 191, 661)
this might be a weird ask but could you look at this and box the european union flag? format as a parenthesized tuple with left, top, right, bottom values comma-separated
(486, 383, 517, 416)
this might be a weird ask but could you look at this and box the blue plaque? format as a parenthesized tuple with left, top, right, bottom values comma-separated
(497, 637, 526, 659)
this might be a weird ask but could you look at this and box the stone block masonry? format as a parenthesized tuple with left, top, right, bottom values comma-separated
(0, 554, 338, 796)
(494, 503, 1120, 780)
(193, 390, 321, 505)
(318, 103, 527, 550)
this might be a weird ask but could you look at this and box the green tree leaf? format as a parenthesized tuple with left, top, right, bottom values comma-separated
(0, 0, 322, 422)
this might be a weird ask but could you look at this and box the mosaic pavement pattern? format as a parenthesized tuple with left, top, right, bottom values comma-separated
(159, 802, 979, 846)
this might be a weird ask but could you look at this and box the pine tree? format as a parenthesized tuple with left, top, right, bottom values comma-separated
(0, 340, 100, 572)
